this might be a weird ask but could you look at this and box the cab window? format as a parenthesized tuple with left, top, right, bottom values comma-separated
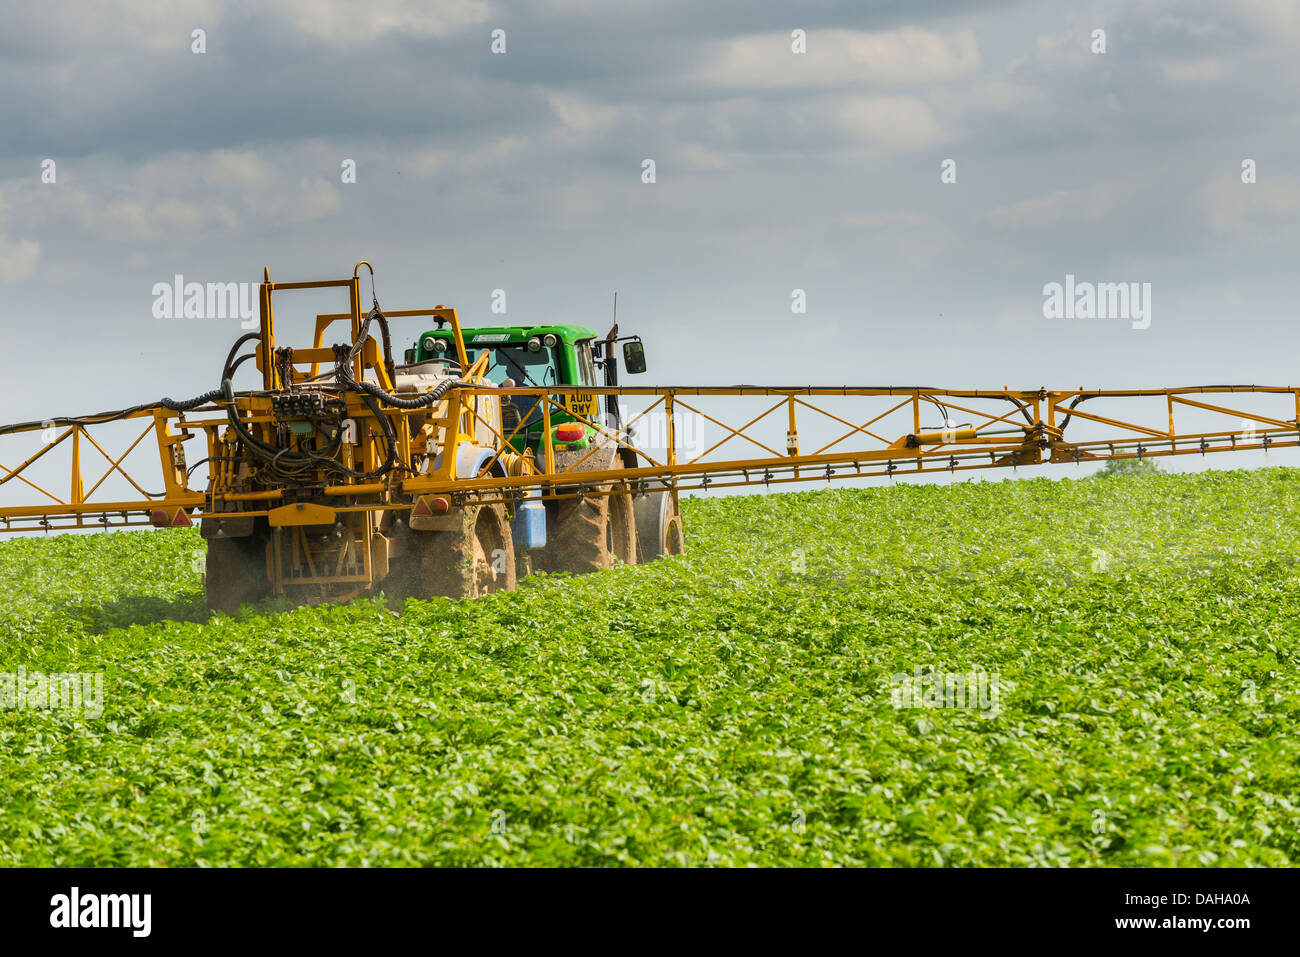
(483, 344, 559, 388)
(575, 340, 596, 387)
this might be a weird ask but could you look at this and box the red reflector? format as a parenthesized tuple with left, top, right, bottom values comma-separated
(413, 496, 451, 517)
(556, 423, 584, 442)
(150, 508, 191, 528)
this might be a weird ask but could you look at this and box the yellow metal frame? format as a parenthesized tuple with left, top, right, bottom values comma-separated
(4, 266, 1298, 601)
(393, 384, 1300, 503)
(5, 378, 1299, 533)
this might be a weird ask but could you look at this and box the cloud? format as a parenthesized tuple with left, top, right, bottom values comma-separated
(0, 0, 489, 55)
(268, 177, 342, 224)
(986, 184, 1134, 230)
(0, 1, 223, 56)
(1031, 29, 1095, 69)
(0, 144, 347, 245)
(694, 27, 981, 89)
(1239, 0, 1300, 46)
(841, 210, 929, 228)
(1201, 177, 1300, 232)
(835, 95, 944, 151)
(269, 0, 491, 45)
(1161, 57, 1227, 82)
(410, 136, 526, 180)
(3, 0, 1300, 416)
(548, 94, 618, 135)
(207, 150, 276, 190)
(87, 197, 239, 241)
(678, 143, 733, 171)
(0, 232, 40, 280)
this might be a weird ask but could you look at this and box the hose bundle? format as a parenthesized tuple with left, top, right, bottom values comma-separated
(0, 305, 474, 487)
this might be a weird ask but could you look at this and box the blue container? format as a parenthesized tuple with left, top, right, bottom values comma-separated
(512, 495, 547, 550)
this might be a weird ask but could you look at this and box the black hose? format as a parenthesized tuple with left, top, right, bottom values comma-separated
(0, 402, 159, 436)
(223, 333, 262, 380)
(161, 332, 266, 411)
(338, 307, 473, 409)
(160, 389, 224, 411)
(1, 310, 467, 482)
(344, 370, 471, 409)
(219, 377, 397, 483)
(1057, 396, 1083, 433)
(351, 302, 397, 386)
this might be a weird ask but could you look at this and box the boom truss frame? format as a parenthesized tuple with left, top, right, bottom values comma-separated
(3, 383, 1297, 532)
(2, 264, 1295, 534)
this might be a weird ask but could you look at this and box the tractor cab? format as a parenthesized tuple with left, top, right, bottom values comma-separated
(405, 323, 647, 453)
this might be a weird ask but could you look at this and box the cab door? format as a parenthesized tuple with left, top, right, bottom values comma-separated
(569, 339, 602, 428)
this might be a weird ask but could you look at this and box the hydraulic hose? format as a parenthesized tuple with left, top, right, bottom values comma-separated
(339, 304, 473, 408)
(0, 334, 266, 436)
(0, 309, 473, 483)
(345, 370, 472, 409)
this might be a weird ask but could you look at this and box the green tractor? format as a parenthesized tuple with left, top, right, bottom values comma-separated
(405, 321, 683, 575)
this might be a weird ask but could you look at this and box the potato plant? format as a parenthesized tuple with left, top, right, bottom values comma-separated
(0, 467, 1296, 866)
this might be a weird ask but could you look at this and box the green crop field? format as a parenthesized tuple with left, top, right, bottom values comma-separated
(1, 467, 1297, 867)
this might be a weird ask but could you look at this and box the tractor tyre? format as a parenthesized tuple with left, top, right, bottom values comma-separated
(541, 492, 613, 574)
(608, 493, 637, 566)
(608, 471, 638, 566)
(634, 489, 685, 563)
(385, 500, 517, 603)
(205, 529, 272, 613)
(542, 449, 638, 574)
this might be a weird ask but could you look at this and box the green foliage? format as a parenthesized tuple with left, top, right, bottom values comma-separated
(1, 467, 1298, 866)
(1094, 457, 1162, 477)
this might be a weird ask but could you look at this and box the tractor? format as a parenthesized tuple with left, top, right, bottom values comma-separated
(8, 262, 1289, 615)
(201, 267, 683, 612)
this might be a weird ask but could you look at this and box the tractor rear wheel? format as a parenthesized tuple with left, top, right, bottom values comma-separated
(541, 481, 637, 575)
(541, 449, 639, 574)
(608, 474, 638, 566)
(205, 530, 272, 613)
(634, 489, 684, 563)
(542, 492, 612, 574)
(385, 500, 517, 603)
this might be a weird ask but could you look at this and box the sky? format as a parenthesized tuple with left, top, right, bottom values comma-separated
(2, 0, 1300, 509)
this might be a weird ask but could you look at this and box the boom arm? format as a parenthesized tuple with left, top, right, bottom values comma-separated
(3, 382, 1296, 532)
(3, 265, 1296, 534)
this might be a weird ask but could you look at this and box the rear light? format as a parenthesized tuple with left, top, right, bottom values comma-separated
(555, 423, 585, 442)
(150, 508, 192, 528)
(412, 495, 451, 517)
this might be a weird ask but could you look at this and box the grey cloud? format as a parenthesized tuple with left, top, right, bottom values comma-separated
(0, 0, 1298, 436)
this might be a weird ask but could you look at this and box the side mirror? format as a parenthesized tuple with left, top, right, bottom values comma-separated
(622, 340, 647, 374)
